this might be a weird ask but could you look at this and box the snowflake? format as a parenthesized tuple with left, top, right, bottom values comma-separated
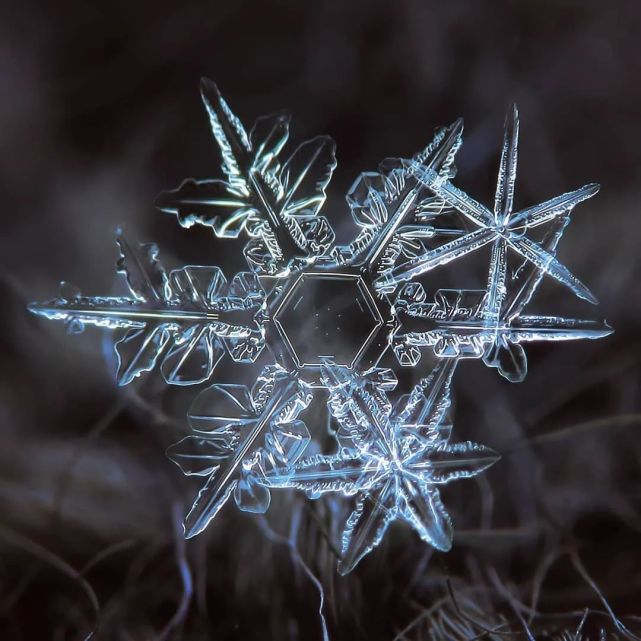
(29, 79, 610, 572)
(261, 361, 498, 574)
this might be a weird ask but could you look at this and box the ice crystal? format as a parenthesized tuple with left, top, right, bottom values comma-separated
(167, 364, 312, 537)
(30, 231, 266, 385)
(261, 361, 499, 573)
(28, 79, 611, 572)
(156, 79, 336, 276)
(376, 106, 598, 301)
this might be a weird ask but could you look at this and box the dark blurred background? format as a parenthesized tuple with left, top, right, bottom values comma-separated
(2, 1, 641, 639)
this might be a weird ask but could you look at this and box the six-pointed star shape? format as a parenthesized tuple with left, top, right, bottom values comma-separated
(375, 106, 599, 308)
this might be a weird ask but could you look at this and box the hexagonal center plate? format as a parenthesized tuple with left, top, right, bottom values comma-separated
(273, 273, 383, 369)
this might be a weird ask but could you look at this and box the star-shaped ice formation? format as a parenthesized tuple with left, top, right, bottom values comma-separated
(27, 81, 610, 571)
(384, 107, 611, 379)
(261, 362, 499, 573)
(375, 106, 599, 305)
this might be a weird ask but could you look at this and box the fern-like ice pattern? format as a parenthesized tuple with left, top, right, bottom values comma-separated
(28, 80, 610, 572)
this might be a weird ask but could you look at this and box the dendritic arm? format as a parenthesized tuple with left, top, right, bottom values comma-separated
(156, 79, 336, 275)
(29, 232, 265, 385)
(392, 283, 611, 374)
(376, 109, 600, 305)
(171, 366, 311, 537)
(337, 119, 463, 281)
(261, 366, 498, 572)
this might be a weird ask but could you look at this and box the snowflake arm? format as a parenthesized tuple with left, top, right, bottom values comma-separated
(338, 118, 463, 280)
(375, 107, 599, 305)
(504, 233, 597, 304)
(168, 365, 312, 537)
(509, 183, 599, 230)
(392, 282, 611, 376)
(156, 79, 336, 275)
(483, 105, 519, 324)
(375, 226, 496, 294)
(261, 364, 498, 572)
(494, 105, 520, 226)
(29, 231, 266, 385)
(392, 358, 458, 442)
(258, 450, 380, 497)
(261, 438, 497, 573)
(339, 477, 398, 574)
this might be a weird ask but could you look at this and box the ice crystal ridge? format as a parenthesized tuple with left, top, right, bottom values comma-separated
(29, 79, 611, 573)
